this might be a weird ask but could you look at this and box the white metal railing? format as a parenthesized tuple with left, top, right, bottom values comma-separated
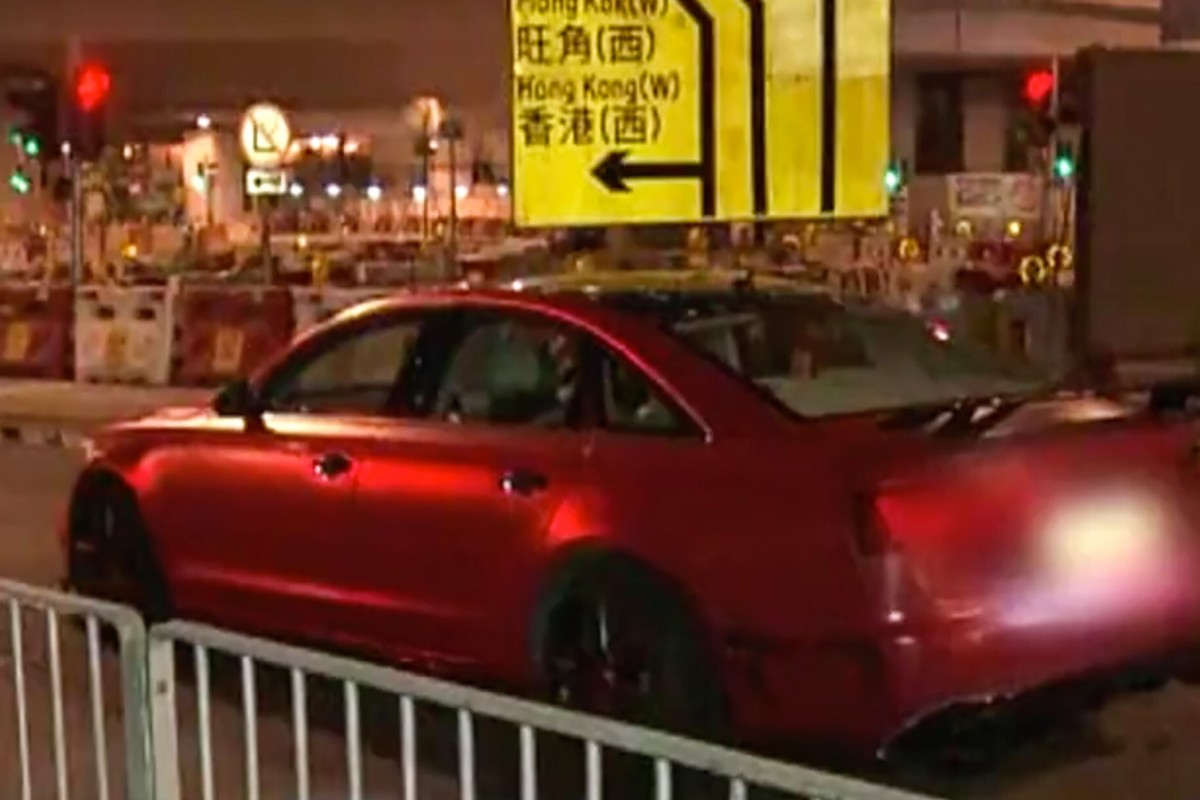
(147, 620, 940, 800)
(0, 577, 942, 800)
(0, 579, 153, 800)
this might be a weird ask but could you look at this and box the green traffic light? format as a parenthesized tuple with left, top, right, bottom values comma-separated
(883, 169, 902, 194)
(8, 171, 31, 194)
(6, 128, 22, 148)
(22, 137, 40, 157)
(1054, 155, 1075, 180)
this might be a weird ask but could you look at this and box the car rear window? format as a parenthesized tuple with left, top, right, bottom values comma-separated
(592, 289, 1046, 418)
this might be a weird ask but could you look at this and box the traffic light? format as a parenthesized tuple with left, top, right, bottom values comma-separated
(4, 74, 59, 172)
(8, 167, 31, 195)
(884, 160, 906, 195)
(1023, 68, 1055, 108)
(1020, 66, 1058, 149)
(1053, 142, 1076, 182)
(68, 63, 111, 161)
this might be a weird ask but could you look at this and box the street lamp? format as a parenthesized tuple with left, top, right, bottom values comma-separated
(196, 114, 212, 130)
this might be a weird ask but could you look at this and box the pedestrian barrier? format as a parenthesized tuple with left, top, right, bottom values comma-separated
(998, 289, 1072, 376)
(929, 239, 969, 269)
(173, 286, 295, 387)
(74, 286, 175, 386)
(290, 287, 391, 337)
(0, 578, 942, 800)
(0, 284, 73, 380)
(858, 234, 892, 268)
(147, 620, 938, 800)
(0, 579, 153, 800)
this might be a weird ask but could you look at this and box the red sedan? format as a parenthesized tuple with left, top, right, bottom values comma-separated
(65, 270, 1200, 757)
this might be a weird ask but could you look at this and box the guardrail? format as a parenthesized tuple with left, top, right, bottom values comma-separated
(0, 578, 153, 800)
(0, 579, 941, 800)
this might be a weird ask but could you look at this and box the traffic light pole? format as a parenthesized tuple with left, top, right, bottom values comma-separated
(1043, 56, 1061, 243)
(68, 153, 84, 285)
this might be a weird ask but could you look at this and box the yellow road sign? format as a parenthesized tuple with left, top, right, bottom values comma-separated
(510, 0, 890, 227)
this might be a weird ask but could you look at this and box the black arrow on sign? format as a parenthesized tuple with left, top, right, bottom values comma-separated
(588, 0, 715, 217)
(739, 0, 767, 218)
(591, 150, 704, 193)
(820, 0, 837, 213)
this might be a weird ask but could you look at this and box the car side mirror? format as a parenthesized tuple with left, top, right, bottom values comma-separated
(213, 379, 260, 418)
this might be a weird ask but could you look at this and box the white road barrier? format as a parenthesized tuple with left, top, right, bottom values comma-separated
(74, 286, 176, 385)
(0, 579, 942, 800)
(290, 288, 390, 337)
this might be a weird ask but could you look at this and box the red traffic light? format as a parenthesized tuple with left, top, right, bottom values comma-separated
(75, 64, 111, 112)
(1023, 68, 1055, 106)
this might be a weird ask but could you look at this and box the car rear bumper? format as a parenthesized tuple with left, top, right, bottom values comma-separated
(878, 604, 1200, 758)
(724, 601, 1200, 759)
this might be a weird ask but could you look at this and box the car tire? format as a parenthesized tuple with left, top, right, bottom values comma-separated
(537, 555, 727, 739)
(69, 474, 172, 623)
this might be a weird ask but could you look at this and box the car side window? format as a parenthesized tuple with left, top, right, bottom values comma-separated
(432, 312, 582, 429)
(599, 349, 695, 437)
(262, 317, 423, 416)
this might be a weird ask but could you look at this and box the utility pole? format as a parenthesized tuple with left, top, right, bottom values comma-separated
(439, 117, 463, 271)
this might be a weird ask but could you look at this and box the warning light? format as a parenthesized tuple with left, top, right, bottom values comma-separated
(75, 64, 112, 113)
(1023, 68, 1055, 107)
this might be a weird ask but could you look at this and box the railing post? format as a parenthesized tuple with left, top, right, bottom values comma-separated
(146, 632, 182, 800)
(116, 618, 156, 800)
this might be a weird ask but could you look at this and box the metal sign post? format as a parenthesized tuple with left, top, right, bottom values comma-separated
(238, 103, 292, 285)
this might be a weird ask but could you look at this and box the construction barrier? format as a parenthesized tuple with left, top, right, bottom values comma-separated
(74, 285, 175, 385)
(0, 284, 73, 380)
(929, 238, 970, 269)
(290, 287, 389, 337)
(173, 286, 294, 387)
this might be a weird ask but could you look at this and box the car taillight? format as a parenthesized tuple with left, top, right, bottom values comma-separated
(854, 487, 962, 557)
(927, 319, 952, 342)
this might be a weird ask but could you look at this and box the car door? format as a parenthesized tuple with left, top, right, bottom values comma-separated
(349, 305, 592, 674)
(163, 310, 430, 641)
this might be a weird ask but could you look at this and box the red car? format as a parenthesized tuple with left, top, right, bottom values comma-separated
(65, 270, 1200, 757)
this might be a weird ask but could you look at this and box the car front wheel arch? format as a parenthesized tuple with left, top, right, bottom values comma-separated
(67, 467, 172, 621)
(529, 545, 729, 737)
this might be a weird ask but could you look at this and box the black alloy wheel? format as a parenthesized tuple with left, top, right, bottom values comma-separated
(540, 561, 726, 738)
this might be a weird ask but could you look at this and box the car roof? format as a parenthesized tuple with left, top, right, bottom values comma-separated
(334, 269, 836, 329)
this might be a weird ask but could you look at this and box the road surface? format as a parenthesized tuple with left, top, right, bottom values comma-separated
(2, 440, 1200, 799)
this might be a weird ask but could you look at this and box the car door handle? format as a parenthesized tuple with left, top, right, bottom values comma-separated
(499, 468, 548, 497)
(313, 451, 354, 480)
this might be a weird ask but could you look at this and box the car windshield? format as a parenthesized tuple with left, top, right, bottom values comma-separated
(606, 291, 1047, 418)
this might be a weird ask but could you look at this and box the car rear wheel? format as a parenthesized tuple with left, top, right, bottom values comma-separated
(68, 475, 172, 622)
(539, 558, 726, 738)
